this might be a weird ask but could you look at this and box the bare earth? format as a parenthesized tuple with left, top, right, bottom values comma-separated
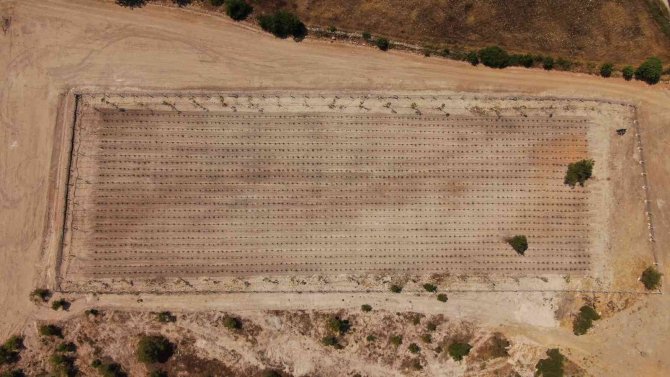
(1, 0, 669, 376)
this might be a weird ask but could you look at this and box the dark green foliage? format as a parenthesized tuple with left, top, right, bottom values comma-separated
(51, 299, 70, 311)
(572, 305, 601, 335)
(564, 159, 594, 187)
(422, 283, 437, 292)
(411, 315, 421, 325)
(507, 235, 528, 255)
(361, 304, 372, 312)
(327, 25, 337, 32)
(426, 322, 437, 332)
(49, 353, 77, 377)
(600, 63, 614, 78)
(441, 48, 450, 57)
(408, 343, 420, 353)
(116, 0, 146, 8)
(420, 334, 432, 343)
(3, 336, 23, 353)
(56, 342, 77, 353)
(542, 56, 554, 70)
(641, 266, 662, 290)
(512, 54, 534, 68)
(0, 369, 25, 377)
(366, 334, 377, 342)
(326, 317, 350, 334)
(39, 324, 63, 338)
(466, 51, 479, 66)
(535, 348, 565, 377)
(148, 371, 168, 377)
(622, 65, 634, 80)
(389, 284, 402, 293)
(362, 31, 371, 41)
(375, 37, 390, 51)
(258, 11, 307, 39)
(30, 288, 51, 302)
(157, 311, 176, 323)
(210, 0, 225, 6)
(172, 0, 191, 7)
(478, 46, 510, 68)
(0, 347, 18, 366)
(635, 57, 663, 84)
(447, 342, 472, 361)
(226, 0, 253, 21)
(555, 57, 573, 71)
(437, 293, 448, 302)
(222, 316, 242, 330)
(389, 335, 402, 346)
(136, 335, 174, 364)
(95, 361, 127, 377)
(321, 335, 342, 349)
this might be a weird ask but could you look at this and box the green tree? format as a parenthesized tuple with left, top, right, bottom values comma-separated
(326, 317, 351, 334)
(564, 159, 594, 187)
(389, 284, 403, 293)
(447, 342, 472, 361)
(635, 57, 663, 84)
(572, 305, 601, 335)
(49, 353, 76, 377)
(321, 335, 341, 349)
(542, 56, 554, 70)
(172, 0, 191, 7)
(225, 0, 253, 21)
(222, 316, 242, 330)
(478, 46, 510, 68)
(56, 342, 77, 353)
(389, 335, 403, 346)
(599, 63, 614, 78)
(156, 311, 176, 323)
(641, 266, 662, 290)
(408, 343, 420, 353)
(361, 304, 372, 312)
(95, 361, 127, 377)
(422, 283, 437, 292)
(466, 51, 479, 66)
(116, 0, 146, 8)
(507, 235, 528, 255)
(535, 348, 565, 377)
(30, 288, 51, 302)
(39, 324, 63, 338)
(437, 293, 448, 302)
(362, 31, 372, 41)
(258, 10, 307, 39)
(622, 65, 634, 80)
(136, 335, 174, 364)
(375, 37, 390, 51)
(51, 299, 70, 311)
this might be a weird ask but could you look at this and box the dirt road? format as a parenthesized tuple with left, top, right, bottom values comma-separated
(1, 0, 669, 375)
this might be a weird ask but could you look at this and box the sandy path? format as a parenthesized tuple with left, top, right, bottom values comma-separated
(1, 0, 669, 375)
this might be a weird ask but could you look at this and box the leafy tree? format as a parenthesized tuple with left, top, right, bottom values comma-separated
(0, 347, 18, 366)
(408, 343, 420, 353)
(564, 159, 594, 187)
(136, 335, 174, 364)
(30, 288, 51, 302)
(321, 335, 342, 349)
(622, 65, 634, 80)
(116, 0, 146, 8)
(641, 266, 662, 290)
(514, 54, 534, 68)
(51, 299, 70, 311)
(156, 311, 176, 323)
(362, 31, 371, 41)
(226, 0, 253, 21)
(49, 353, 76, 377)
(222, 316, 241, 330)
(466, 51, 479, 66)
(507, 235, 528, 255)
(478, 46, 510, 68)
(258, 11, 307, 39)
(56, 342, 77, 353)
(326, 317, 350, 334)
(422, 283, 437, 292)
(39, 324, 63, 338)
(437, 293, 448, 302)
(600, 63, 614, 78)
(172, 0, 191, 7)
(375, 37, 390, 51)
(635, 57, 663, 84)
(389, 335, 403, 346)
(572, 305, 601, 335)
(361, 304, 372, 312)
(389, 284, 403, 293)
(447, 342, 472, 361)
(535, 348, 564, 377)
(542, 56, 554, 70)
(2, 336, 23, 352)
(95, 361, 127, 377)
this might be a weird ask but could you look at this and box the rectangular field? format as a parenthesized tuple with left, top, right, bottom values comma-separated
(61, 98, 595, 281)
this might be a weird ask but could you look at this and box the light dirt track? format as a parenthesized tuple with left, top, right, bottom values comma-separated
(1, 0, 669, 376)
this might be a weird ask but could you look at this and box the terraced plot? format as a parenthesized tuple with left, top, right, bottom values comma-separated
(62, 104, 594, 280)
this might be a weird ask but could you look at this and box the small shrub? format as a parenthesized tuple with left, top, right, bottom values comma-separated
(564, 159, 594, 187)
(210, 0, 225, 6)
(327, 25, 337, 32)
(56, 342, 77, 353)
(30, 288, 51, 302)
(411, 315, 421, 325)
(389, 284, 402, 293)
(3, 336, 23, 352)
(635, 57, 663, 84)
(157, 311, 176, 323)
(420, 334, 432, 343)
(51, 299, 70, 311)
(466, 51, 479, 66)
(225, 0, 253, 21)
(375, 37, 390, 51)
(600, 63, 614, 78)
(389, 335, 403, 346)
(362, 31, 371, 41)
(440, 48, 450, 57)
(0, 347, 18, 366)
(366, 334, 377, 342)
(95, 361, 127, 377)
(542, 56, 554, 70)
(49, 353, 76, 377)
(622, 65, 634, 80)
(326, 317, 350, 334)
(447, 342, 472, 361)
(136, 335, 174, 364)
(258, 10, 307, 39)
(478, 46, 510, 68)
(321, 335, 341, 349)
(116, 0, 146, 8)
(408, 343, 420, 353)
(437, 293, 448, 302)
(641, 266, 662, 290)
(172, 0, 191, 7)
(39, 324, 63, 338)
(572, 305, 601, 335)
(516, 54, 534, 68)
(85, 309, 100, 317)
(361, 304, 372, 312)
(423, 49, 431, 57)
(422, 283, 437, 293)
(556, 57, 573, 71)
(222, 316, 242, 330)
(507, 235, 528, 255)
(535, 348, 564, 377)
(426, 322, 437, 332)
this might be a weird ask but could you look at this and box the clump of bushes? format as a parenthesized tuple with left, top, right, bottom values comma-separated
(92, 359, 127, 377)
(222, 316, 242, 330)
(422, 283, 437, 292)
(321, 335, 342, 349)
(437, 293, 448, 302)
(361, 304, 372, 312)
(535, 348, 565, 377)
(564, 159, 594, 187)
(635, 57, 663, 84)
(210, 0, 225, 6)
(362, 31, 372, 41)
(56, 342, 77, 353)
(51, 299, 70, 311)
(507, 235, 528, 255)
(466, 51, 479, 66)
(389, 335, 403, 347)
(478, 46, 510, 68)
(408, 343, 421, 354)
(258, 10, 307, 39)
(600, 63, 614, 78)
(172, 0, 191, 7)
(50, 353, 77, 377)
(156, 311, 176, 323)
(39, 324, 63, 338)
(326, 316, 351, 334)
(641, 266, 662, 290)
(447, 342, 472, 361)
(426, 322, 437, 332)
(622, 65, 634, 80)
(542, 56, 555, 70)
(136, 335, 174, 364)
(30, 288, 51, 302)
(0, 336, 23, 365)
(116, 0, 146, 8)
(389, 284, 403, 293)
(225, 0, 253, 21)
(572, 305, 601, 335)
(366, 334, 377, 342)
(375, 37, 390, 51)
